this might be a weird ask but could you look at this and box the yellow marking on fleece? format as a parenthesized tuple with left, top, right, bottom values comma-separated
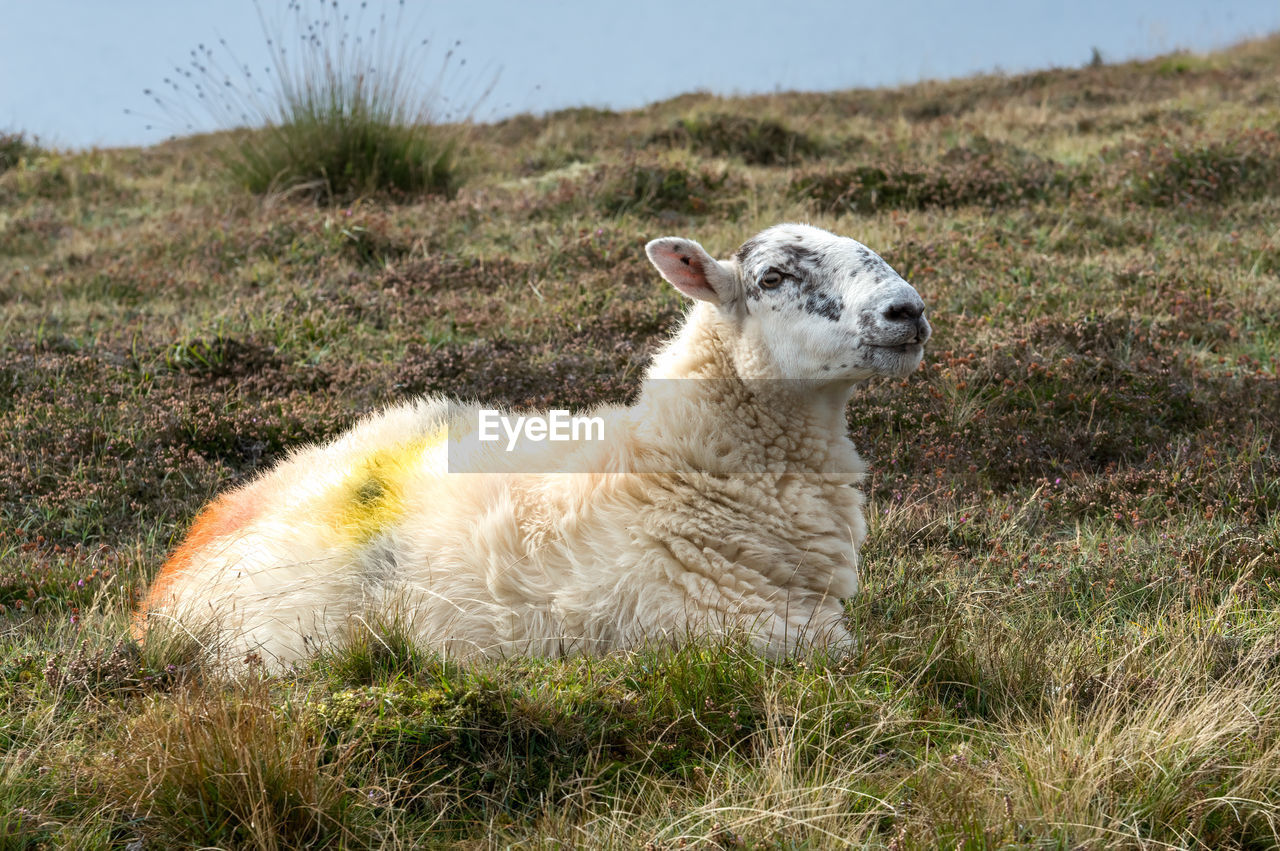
(332, 424, 446, 546)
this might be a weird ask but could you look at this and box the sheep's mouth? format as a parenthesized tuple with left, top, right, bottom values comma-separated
(867, 341, 925, 376)
(870, 341, 924, 354)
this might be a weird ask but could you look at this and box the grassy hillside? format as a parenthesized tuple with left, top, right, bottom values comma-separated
(1, 36, 1279, 848)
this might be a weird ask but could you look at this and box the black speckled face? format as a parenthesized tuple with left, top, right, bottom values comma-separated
(731, 223, 931, 381)
(736, 233, 846, 322)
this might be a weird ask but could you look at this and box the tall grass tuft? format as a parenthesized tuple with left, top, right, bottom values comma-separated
(0, 131, 37, 174)
(142, 0, 492, 202)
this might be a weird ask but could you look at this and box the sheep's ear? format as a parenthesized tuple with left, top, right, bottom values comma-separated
(645, 237, 738, 305)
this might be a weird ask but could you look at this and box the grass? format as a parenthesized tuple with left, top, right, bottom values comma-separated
(1, 33, 1279, 848)
(650, 112, 825, 165)
(0, 132, 38, 175)
(140, 0, 483, 203)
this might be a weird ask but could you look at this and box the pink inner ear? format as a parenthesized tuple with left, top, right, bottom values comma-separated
(655, 243, 718, 300)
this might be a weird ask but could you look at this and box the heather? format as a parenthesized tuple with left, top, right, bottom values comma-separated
(0, 37, 1278, 849)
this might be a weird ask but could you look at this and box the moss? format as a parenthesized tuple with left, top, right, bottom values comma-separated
(307, 644, 774, 820)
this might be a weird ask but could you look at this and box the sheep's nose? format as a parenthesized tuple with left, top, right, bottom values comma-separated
(882, 301, 924, 323)
(883, 300, 930, 343)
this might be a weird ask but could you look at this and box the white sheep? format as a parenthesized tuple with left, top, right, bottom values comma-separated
(134, 223, 931, 667)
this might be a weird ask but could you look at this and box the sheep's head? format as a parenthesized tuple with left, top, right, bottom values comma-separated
(646, 223, 931, 384)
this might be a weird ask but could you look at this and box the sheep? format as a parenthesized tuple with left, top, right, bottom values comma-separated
(133, 222, 931, 668)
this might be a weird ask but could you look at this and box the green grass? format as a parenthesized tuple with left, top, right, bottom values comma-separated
(1, 33, 1279, 849)
(224, 114, 459, 203)
(144, 0, 475, 202)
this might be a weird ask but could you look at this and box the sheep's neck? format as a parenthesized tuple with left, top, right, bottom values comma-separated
(639, 308, 856, 474)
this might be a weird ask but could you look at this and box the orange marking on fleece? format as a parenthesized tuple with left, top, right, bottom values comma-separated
(131, 488, 262, 640)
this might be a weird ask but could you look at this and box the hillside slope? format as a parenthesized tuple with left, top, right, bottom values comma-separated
(0, 37, 1277, 848)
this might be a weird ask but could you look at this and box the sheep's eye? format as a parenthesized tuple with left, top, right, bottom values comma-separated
(760, 271, 785, 289)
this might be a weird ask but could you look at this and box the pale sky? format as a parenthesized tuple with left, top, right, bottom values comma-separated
(1, 0, 1277, 149)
